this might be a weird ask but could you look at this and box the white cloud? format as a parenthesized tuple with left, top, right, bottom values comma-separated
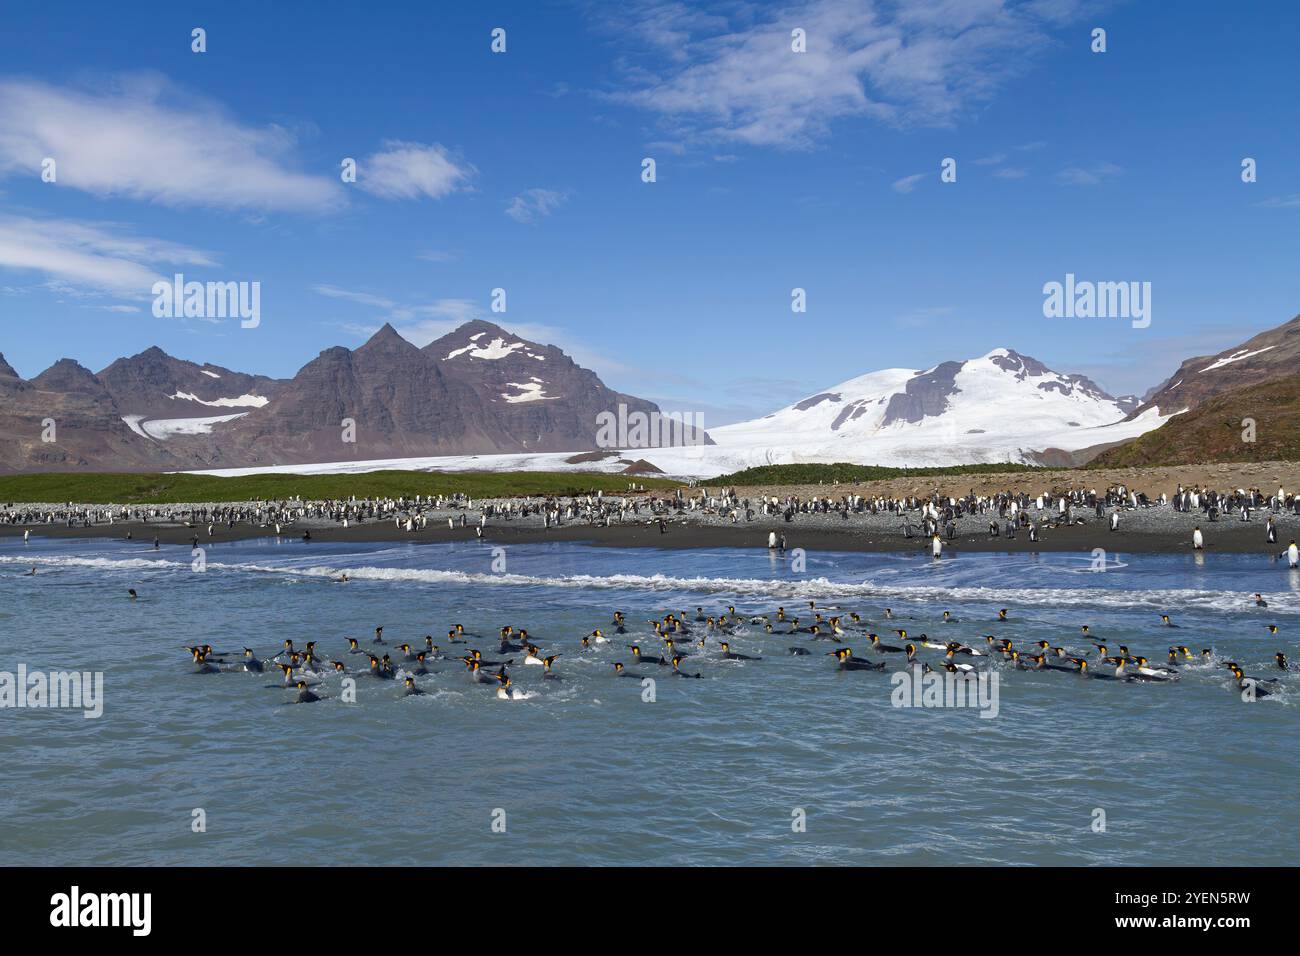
(1056, 161, 1123, 186)
(313, 285, 397, 309)
(1255, 195, 1300, 209)
(606, 0, 1085, 148)
(504, 188, 568, 223)
(0, 214, 215, 295)
(994, 166, 1028, 179)
(356, 141, 475, 201)
(415, 249, 458, 263)
(0, 74, 339, 211)
(317, 286, 482, 340)
(891, 172, 925, 193)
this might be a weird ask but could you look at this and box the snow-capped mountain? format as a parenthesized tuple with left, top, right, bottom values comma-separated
(423, 319, 703, 451)
(96, 346, 284, 443)
(1126, 314, 1300, 419)
(636, 349, 1169, 475)
(0, 322, 705, 472)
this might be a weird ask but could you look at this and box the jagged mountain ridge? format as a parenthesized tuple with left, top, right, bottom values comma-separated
(0, 321, 705, 472)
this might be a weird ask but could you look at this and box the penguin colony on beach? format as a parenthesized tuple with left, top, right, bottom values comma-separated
(179, 597, 1292, 705)
(10, 482, 1300, 551)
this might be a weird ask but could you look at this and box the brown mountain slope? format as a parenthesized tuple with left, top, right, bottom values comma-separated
(1130, 314, 1300, 419)
(1089, 373, 1300, 467)
(0, 357, 186, 472)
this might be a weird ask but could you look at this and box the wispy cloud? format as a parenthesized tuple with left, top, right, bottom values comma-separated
(891, 172, 925, 193)
(994, 166, 1028, 179)
(1255, 195, 1300, 209)
(315, 284, 482, 333)
(313, 285, 396, 310)
(1056, 161, 1123, 186)
(0, 74, 339, 211)
(504, 188, 568, 223)
(0, 214, 215, 296)
(891, 305, 954, 328)
(604, 0, 1086, 149)
(415, 249, 459, 263)
(355, 141, 475, 201)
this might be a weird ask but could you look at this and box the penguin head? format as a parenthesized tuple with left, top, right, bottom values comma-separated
(243, 648, 254, 658)
(612, 662, 624, 673)
(331, 661, 346, 672)
(347, 638, 359, 649)
(295, 680, 308, 690)
(720, 642, 730, 651)
(404, 676, 415, 687)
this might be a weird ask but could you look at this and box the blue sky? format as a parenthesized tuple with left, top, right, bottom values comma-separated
(1, 0, 1297, 424)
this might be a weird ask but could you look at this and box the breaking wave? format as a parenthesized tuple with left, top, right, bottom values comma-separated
(4, 554, 1295, 614)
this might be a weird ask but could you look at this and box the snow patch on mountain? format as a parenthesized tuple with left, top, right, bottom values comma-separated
(142, 413, 249, 439)
(445, 336, 546, 362)
(170, 391, 269, 408)
(500, 379, 555, 403)
(1200, 345, 1276, 373)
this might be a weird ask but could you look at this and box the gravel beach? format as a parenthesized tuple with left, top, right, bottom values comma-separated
(4, 461, 1299, 556)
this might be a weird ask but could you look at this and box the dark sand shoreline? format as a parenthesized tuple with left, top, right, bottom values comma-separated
(1, 517, 1291, 556)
